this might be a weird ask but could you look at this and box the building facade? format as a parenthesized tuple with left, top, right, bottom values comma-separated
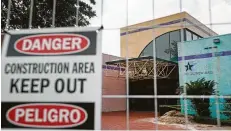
(109, 12, 220, 113)
(102, 12, 219, 112)
(178, 33, 231, 119)
(120, 12, 217, 61)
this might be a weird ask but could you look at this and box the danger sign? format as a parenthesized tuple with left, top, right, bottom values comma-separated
(14, 34, 90, 55)
(1, 27, 102, 130)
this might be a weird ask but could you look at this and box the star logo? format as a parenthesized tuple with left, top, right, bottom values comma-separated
(185, 62, 194, 71)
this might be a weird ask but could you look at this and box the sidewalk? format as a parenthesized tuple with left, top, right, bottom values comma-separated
(102, 111, 185, 130)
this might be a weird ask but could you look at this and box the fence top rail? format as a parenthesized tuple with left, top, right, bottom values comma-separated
(4, 26, 103, 34)
(102, 95, 231, 99)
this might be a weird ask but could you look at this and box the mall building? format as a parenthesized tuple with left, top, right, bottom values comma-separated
(102, 12, 218, 112)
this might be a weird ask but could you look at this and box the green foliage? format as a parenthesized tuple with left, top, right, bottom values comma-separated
(164, 40, 178, 62)
(223, 97, 231, 119)
(164, 41, 178, 56)
(183, 78, 216, 117)
(1, 0, 96, 31)
(185, 78, 216, 96)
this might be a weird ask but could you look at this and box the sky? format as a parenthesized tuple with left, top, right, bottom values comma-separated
(87, 0, 231, 56)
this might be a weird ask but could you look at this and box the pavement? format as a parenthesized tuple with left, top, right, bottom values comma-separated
(102, 111, 231, 130)
(102, 111, 185, 130)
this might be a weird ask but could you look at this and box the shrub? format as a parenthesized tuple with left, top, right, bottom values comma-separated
(182, 78, 216, 117)
(223, 97, 231, 119)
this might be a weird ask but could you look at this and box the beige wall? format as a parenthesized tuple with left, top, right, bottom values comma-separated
(120, 12, 218, 58)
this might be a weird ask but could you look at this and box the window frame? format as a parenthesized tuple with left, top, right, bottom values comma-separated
(138, 29, 181, 58)
(184, 28, 203, 41)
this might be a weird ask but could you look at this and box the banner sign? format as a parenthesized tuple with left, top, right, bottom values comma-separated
(1, 27, 102, 130)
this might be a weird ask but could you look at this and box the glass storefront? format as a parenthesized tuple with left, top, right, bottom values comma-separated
(139, 29, 202, 62)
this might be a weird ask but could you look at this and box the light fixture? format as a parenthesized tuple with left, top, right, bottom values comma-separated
(213, 38, 220, 44)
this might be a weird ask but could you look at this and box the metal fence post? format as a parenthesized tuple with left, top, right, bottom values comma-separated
(125, 0, 130, 130)
(101, 0, 104, 26)
(179, 0, 189, 129)
(151, 0, 159, 130)
(5, 0, 12, 30)
(208, 0, 221, 127)
(29, 0, 34, 29)
(75, 0, 79, 26)
(52, 0, 56, 28)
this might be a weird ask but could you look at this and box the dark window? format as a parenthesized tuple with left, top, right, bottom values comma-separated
(140, 41, 153, 57)
(139, 29, 202, 62)
(186, 30, 192, 41)
(170, 30, 181, 42)
(156, 33, 170, 60)
(169, 30, 180, 59)
(184, 29, 203, 41)
(193, 34, 198, 40)
(139, 30, 181, 62)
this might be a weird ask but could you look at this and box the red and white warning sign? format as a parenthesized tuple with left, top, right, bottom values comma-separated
(6, 103, 88, 128)
(1, 27, 102, 130)
(14, 34, 90, 55)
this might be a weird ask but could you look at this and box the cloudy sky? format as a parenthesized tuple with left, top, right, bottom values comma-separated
(87, 0, 231, 56)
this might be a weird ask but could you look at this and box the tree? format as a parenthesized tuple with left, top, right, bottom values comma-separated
(164, 40, 178, 62)
(1, 0, 96, 31)
(182, 78, 216, 117)
(223, 97, 231, 119)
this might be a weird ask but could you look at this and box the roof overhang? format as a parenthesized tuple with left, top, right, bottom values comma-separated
(105, 56, 177, 80)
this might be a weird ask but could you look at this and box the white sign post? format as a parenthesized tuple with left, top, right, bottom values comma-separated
(1, 27, 102, 130)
